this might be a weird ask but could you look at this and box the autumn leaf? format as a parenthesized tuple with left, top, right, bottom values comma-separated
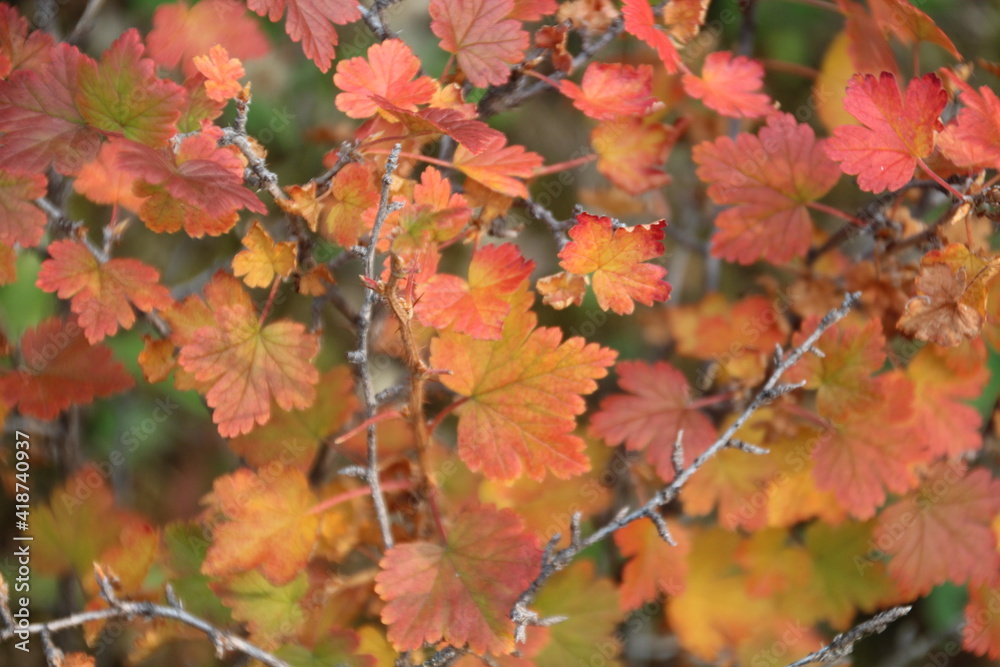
(536, 271, 587, 309)
(147, 0, 269, 76)
(962, 583, 1000, 659)
(0, 317, 134, 420)
(246, 0, 360, 73)
(76, 29, 185, 147)
(414, 243, 534, 339)
(592, 116, 677, 195)
(36, 240, 173, 343)
(590, 361, 715, 482)
(334, 40, 437, 119)
(938, 76, 1000, 171)
(682, 52, 774, 118)
(622, 0, 680, 73)
(876, 463, 1000, 598)
(824, 72, 946, 193)
(370, 98, 504, 155)
(213, 570, 308, 648)
(558, 212, 670, 315)
(693, 112, 841, 264)
(375, 504, 541, 654)
(383, 166, 471, 253)
(232, 220, 297, 288)
(663, 0, 709, 44)
(559, 62, 657, 120)
(193, 44, 244, 102)
(115, 125, 267, 237)
(430, 290, 617, 481)
(897, 243, 1000, 347)
(0, 43, 103, 174)
(868, 0, 960, 59)
(162, 522, 233, 625)
(0, 4, 54, 76)
(73, 140, 146, 212)
(452, 135, 543, 198)
(203, 465, 319, 584)
(614, 518, 690, 610)
(177, 273, 320, 437)
(430, 0, 528, 88)
(315, 162, 379, 247)
(0, 169, 47, 247)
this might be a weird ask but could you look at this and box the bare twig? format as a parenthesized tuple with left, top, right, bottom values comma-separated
(220, 95, 287, 203)
(0, 569, 292, 667)
(349, 144, 404, 550)
(511, 292, 861, 642)
(784, 606, 913, 667)
(519, 198, 571, 249)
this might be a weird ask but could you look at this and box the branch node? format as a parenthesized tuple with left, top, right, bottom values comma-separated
(671, 429, 685, 475)
(645, 510, 676, 546)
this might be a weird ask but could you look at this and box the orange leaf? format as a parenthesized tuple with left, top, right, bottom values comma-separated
(317, 162, 380, 247)
(876, 463, 1000, 598)
(622, 0, 680, 73)
(938, 76, 1000, 171)
(592, 116, 676, 195)
(334, 40, 437, 119)
(614, 518, 690, 610)
(193, 44, 244, 102)
(177, 272, 320, 437)
(559, 62, 657, 120)
(536, 271, 587, 310)
(0, 317, 133, 420)
(138, 335, 176, 383)
(663, 0, 709, 44)
(430, 0, 528, 87)
(825, 72, 946, 193)
(36, 240, 174, 343)
(897, 244, 1000, 347)
(559, 212, 670, 315)
(590, 361, 715, 482)
(453, 135, 543, 198)
(430, 290, 617, 481)
(375, 504, 541, 654)
(232, 220, 297, 288)
(0, 5, 55, 76)
(868, 0, 960, 59)
(74, 141, 146, 213)
(202, 465, 319, 584)
(682, 52, 774, 118)
(246, 0, 359, 73)
(414, 243, 534, 339)
(0, 168, 47, 247)
(693, 112, 841, 264)
(962, 583, 1000, 659)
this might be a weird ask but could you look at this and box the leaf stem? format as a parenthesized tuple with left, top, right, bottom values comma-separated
(307, 478, 412, 515)
(257, 278, 281, 326)
(916, 158, 968, 201)
(532, 153, 598, 178)
(806, 201, 867, 226)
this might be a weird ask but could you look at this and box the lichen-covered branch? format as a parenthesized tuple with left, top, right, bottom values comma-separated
(784, 605, 913, 667)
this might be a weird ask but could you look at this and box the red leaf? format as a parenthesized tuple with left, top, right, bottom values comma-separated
(430, 0, 529, 87)
(592, 116, 677, 195)
(0, 317, 133, 420)
(868, 0, 960, 59)
(693, 112, 841, 264)
(682, 52, 774, 118)
(371, 97, 504, 155)
(0, 169, 47, 247)
(938, 76, 1000, 171)
(876, 463, 1000, 598)
(0, 43, 102, 175)
(247, 0, 360, 73)
(452, 135, 543, 198)
(559, 62, 657, 120)
(825, 72, 946, 193)
(430, 290, 617, 481)
(115, 127, 266, 237)
(590, 361, 715, 483)
(559, 213, 671, 315)
(148, 0, 269, 77)
(0, 4, 54, 76)
(414, 243, 534, 339)
(36, 240, 174, 343)
(614, 518, 690, 610)
(375, 505, 541, 654)
(334, 40, 437, 119)
(622, 0, 681, 73)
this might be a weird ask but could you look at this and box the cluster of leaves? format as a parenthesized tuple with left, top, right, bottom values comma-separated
(3, 0, 1000, 666)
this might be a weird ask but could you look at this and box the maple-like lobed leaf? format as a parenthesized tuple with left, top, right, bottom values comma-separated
(0, 4, 55, 76)
(73, 140, 146, 212)
(682, 51, 774, 118)
(559, 62, 658, 121)
(0, 168, 47, 247)
(414, 243, 534, 340)
(431, 290, 617, 481)
(824, 72, 946, 193)
(938, 75, 1000, 172)
(693, 112, 840, 264)
(147, 0, 269, 76)
(452, 135, 543, 198)
(663, 0, 709, 44)
(590, 361, 715, 482)
(622, 0, 680, 73)
(177, 276, 320, 437)
(36, 240, 174, 343)
(316, 162, 380, 246)
(592, 116, 677, 194)
(202, 465, 319, 585)
(536, 270, 587, 310)
(0, 317, 133, 420)
(247, 0, 360, 73)
(559, 212, 671, 315)
(334, 40, 437, 119)
(614, 517, 690, 610)
(371, 97, 504, 155)
(876, 463, 1000, 598)
(375, 504, 541, 654)
(76, 29, 185, 147)
(193, 44, 245, 102)
(962, 583, 1000, 659)
(430, 0, 529, 88)
(232, 220, 297, 288)
(0, 42, 103, 175)
(868, 0, 960, 59)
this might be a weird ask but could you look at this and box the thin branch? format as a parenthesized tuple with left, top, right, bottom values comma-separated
(220, 94, 287, 203)
(349, 143, 404, 550)
(0, 568, 292, 667)
(519, 198, 570, 249)
(511, 292, 861, 642)
(784, 606, 913, 667)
